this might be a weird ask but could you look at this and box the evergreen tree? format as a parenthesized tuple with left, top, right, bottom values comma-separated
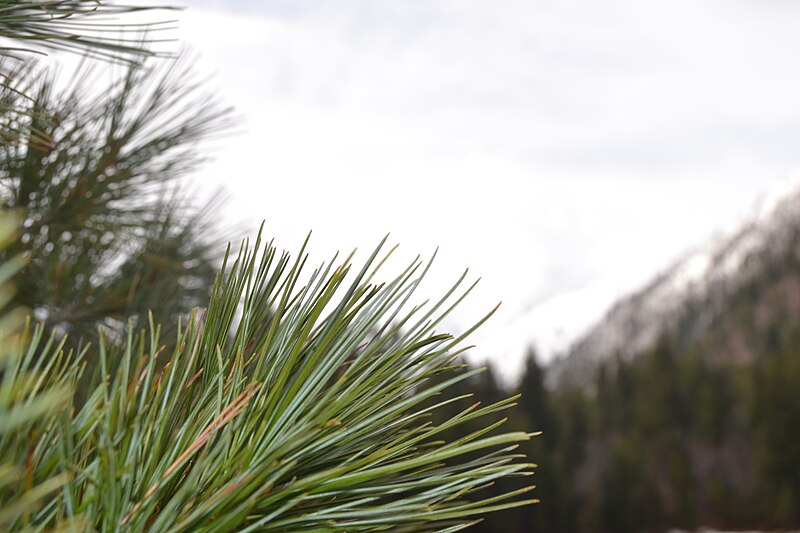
(0, 4, 232, 343)
(0, 54, 232, 343)
(0, 2, 537, 530)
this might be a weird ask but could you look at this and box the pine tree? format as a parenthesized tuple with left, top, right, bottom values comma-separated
(0, 54, 232, 343)
(0, 2, 537, 530)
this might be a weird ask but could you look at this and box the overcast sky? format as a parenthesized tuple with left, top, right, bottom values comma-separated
(143, 0, 800, 380)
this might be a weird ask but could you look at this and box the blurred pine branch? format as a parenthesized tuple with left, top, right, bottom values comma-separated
(0, 52, 234, 345)
(0, 0, 177, 61)
(0, 0, 179, 147)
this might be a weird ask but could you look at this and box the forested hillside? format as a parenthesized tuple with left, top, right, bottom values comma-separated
(449, 185, 800, 532)
(551, 183, 800, 389)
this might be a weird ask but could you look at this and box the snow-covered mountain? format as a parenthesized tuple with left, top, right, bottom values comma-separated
(549, 177, 800, 387)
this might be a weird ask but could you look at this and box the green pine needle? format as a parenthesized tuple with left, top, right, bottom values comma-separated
(1, 225, 536, 531)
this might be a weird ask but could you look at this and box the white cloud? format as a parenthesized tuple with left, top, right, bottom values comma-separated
(170, 0, 800, 381)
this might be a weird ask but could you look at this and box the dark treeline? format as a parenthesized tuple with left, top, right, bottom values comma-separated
(431, 340, 800, 532)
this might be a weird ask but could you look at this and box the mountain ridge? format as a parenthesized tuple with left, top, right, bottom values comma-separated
(548, 176, 800, 387)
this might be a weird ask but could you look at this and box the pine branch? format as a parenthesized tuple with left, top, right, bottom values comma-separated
(0, 1, 178, 62)
(0, 52, 235, 343)
(0, 227, 537, 531)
